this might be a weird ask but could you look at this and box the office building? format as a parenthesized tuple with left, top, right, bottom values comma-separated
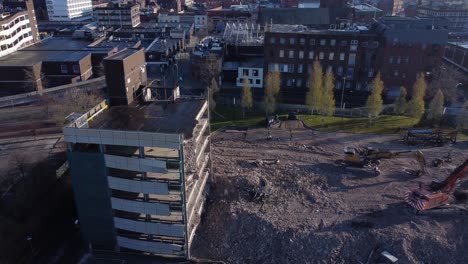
(95, 2, 141, 28)
(46, 0, 92, 21)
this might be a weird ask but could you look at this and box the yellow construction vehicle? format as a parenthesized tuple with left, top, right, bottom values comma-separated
(343, 146, 426, 176)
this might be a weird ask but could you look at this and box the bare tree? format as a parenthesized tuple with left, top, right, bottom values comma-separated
(50, 89, 103, 125)
(9, 151, 28, 180)
(208, 78, 219, 111)
(428, 65, 465, 104)
(197, 55, 220, 86)
(22, 69, 46, 93)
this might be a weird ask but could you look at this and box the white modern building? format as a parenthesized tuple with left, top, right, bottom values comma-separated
(46, 0, 93, 21)
(236, 59, 264, 88)
(0, 0, 39, 58)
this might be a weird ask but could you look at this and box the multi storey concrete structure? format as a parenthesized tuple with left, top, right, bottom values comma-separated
(444, 41, 468, 73)
(0, 0, 39, 57)
(46, 0, 92, 21)
(64, 48, 210, 258)
(418, 3, 468, 31)
(94, 2, 141, 28)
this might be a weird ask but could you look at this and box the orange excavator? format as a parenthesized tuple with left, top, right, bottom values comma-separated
(405, 159, 468, 211)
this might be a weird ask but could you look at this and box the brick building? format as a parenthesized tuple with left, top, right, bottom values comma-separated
(94, 2, 141, 28)
(264, 24, 383, 106)
(375, 16, 449, 93)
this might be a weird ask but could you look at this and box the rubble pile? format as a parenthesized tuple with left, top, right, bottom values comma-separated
(191, 130, 468, 263)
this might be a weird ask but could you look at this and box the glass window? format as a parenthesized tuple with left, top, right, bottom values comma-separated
(298, 64, 303, 73)
(320, 39, 326, 46)
(280, 38, 285, 44)
(270, 37, 275, 44)
(289, 50, 294, 58)
(348, 54, 356, 65)
(368, 69, 374, 78)
(309, 51, 314, 59)
(296, 79, 302, 87)
(279, 50, 284, 58)
(299, 51, 304, 59)
(61, 65, 68, 73)
(73, 65, 80, 74)
(337, 66, 343, 76)
(397, 56, 401, 64)
(288, 64, 294, 73)
(346, 68, 354, 79)
(341, 40, 347, 46)
(329, 52, 334, 60)
(243, 69, 249, 76)
(252, 70, 259, 77)
(290, 38, 295, 45)
(300, 38, 305, 45)
(350, 40, 358, 51)
(331, 39, 336, 46)
(319, 52, 324, 60)
(310, 39, 315, 45)
(389, 56, 394, 64)
(340, 53, 345, 61)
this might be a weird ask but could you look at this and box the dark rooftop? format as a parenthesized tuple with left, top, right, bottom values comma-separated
(23, 37, 91, 51)
(259, 8, 351, 26)
(105, 48, 140, 60)
(44, 51, 91, 62)
(88, 99, 206, 137)
(0, 50, 88, 66)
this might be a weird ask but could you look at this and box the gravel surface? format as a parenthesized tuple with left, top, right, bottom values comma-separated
(191, 128, 468, 264)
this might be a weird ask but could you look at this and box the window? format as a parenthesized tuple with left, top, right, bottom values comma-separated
(310, 39, 315, 45)
(252, 70, 259, 77)
(243, 69, 249, 76)
(320, 39, 326, 46)
(319, 52, 324, 60)
(405, 56, 410, 64)
(329, 52, 334, 60)
(348, 54, 356, 65)
(256, 79, 261, 85)
(298, 64, 303, 73)
(331, 39, 336, 46)
(270, 37, 276, 44)
(308, 51, 314, 59)
(289, 50, 294, 59)
(288, 64, 295, 73)
(397, 56, 401, 64)
(362, 41, 368, 48)
(296, 79, 302, 87)
(394, 70, 399, 77)
(306, 80, 310, 87)
(287, 79, 292, 87)
(279, 50, 284, 58)
(346, 68, 354, 79)
(299, 51, 304, 59)
(341, 40, 347, 46)
(61, 65, 68, 73)
(389, 56, 394, 64)
(300, 38, 305, 45)
(307, 64, 313, 74)
(368, 69, 374, 78)
(280, 37, 285, 44)
(73, 65, 80, 74)
(350, 40, 358, 51)
(290, 38, 295, 45)
(340, 53, 345, 61)
(337, 66, 343, 76)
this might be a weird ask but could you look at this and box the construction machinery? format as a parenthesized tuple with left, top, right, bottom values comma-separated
(405, 159, 468, 211)
(343, 146, 426, 176)
(399, 128, 457, 145)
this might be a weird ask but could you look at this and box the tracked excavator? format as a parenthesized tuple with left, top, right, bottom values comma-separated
(405, 159, 468, 211)
(343, 146, 426, 176)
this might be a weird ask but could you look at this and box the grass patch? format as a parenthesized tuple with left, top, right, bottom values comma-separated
(299, 115, 420, 134)
(211, 104, 420, 134)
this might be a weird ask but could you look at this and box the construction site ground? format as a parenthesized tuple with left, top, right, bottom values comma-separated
(192, 125, 468, 263)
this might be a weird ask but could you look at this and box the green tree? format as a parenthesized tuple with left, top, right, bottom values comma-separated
(407, 73, 427, 119)
(208, 78, 219, 111)
(241, 76, 253, 119)
(426, 89, 445, 124)
(322, 68, 336, 116)
(394, 86, 408, 115)
(366, 72, 384, 120)
(306, 59, 324, 114)
(264, 70, 281, 115)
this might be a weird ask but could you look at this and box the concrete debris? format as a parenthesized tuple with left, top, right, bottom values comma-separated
(381, 251, 398, 263)
(191, 129, 468, 264)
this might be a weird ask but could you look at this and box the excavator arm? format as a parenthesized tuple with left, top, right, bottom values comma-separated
(391, 150, 426, 175)
(430, 159, 468, 193)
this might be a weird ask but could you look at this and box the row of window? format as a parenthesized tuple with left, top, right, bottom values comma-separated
(0, 32, 31, 51)
(269, 37, 368, 50)
(268, 63, 370, 79)
(276, 77, 366, 89)
(277, 50, 356, 65)
(61, 64, 81, 74)
(0, 24, 31, 41)
(0, 14, 28, 31)
(388, 56, 410, 64)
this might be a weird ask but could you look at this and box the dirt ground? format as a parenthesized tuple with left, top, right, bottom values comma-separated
(191, 126, 468, 264)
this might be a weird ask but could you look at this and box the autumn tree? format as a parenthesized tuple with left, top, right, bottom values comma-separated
(306, 59, 324, 114)
(241, 76, 253, 119)
(208, 78, 219, 111)
(394, 86, 408, 115)
(407, 73, 427, 119)
(264, 70, 280, 115)
(322, 68, 336, 116)
(198, 55, 220, 86)
(426, 89, 445, 124)
(366, 72, 384, 121)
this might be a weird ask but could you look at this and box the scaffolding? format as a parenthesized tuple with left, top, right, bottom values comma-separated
(223, 22, 264, 46)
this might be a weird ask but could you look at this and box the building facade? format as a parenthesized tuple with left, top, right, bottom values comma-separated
(376, 16, 449, 92)
(417, 5, 468, 31)
(376, 0, 404, 16)
(264, 24, 383, 106)
(95, 3, 141, 28)
(64, 48, 211, 258)
(47, 0, 92, 21)
(0, 0, 39, 57)
(443, 41, 468, 74)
